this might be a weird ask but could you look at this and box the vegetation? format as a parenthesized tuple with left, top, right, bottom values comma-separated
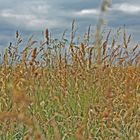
(0, 1, 140, 140)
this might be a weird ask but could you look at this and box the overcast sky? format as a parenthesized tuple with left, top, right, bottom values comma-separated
(0, 0, 140, 50)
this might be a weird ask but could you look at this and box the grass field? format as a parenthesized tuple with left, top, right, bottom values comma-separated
(0, 24, 140, 140)
(0, 1, 140, 140)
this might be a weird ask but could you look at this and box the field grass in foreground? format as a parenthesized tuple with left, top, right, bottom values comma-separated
(0, 26, 140, 140)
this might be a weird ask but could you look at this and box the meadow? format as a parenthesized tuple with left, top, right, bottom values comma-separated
(0, 1, 140, 140)
(0, 23, 140, 140)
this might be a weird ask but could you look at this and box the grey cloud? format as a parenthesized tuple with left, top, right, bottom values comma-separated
(0, 0, 140, 47)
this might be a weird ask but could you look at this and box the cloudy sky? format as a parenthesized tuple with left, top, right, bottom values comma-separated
(0, 0, 140, 50)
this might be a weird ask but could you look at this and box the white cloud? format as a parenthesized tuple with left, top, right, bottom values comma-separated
(111, 3, 140, 14)
(0, 0, 71, 31)
(29, 5, 51, 15)
(0, 6, 69, 30)
(0, 10, 35, 20)
(27, 18, 68, 29)
(75, 9, 99, 16)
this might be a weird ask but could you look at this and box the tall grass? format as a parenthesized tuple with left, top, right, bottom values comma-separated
(0, 0, 140, 139)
